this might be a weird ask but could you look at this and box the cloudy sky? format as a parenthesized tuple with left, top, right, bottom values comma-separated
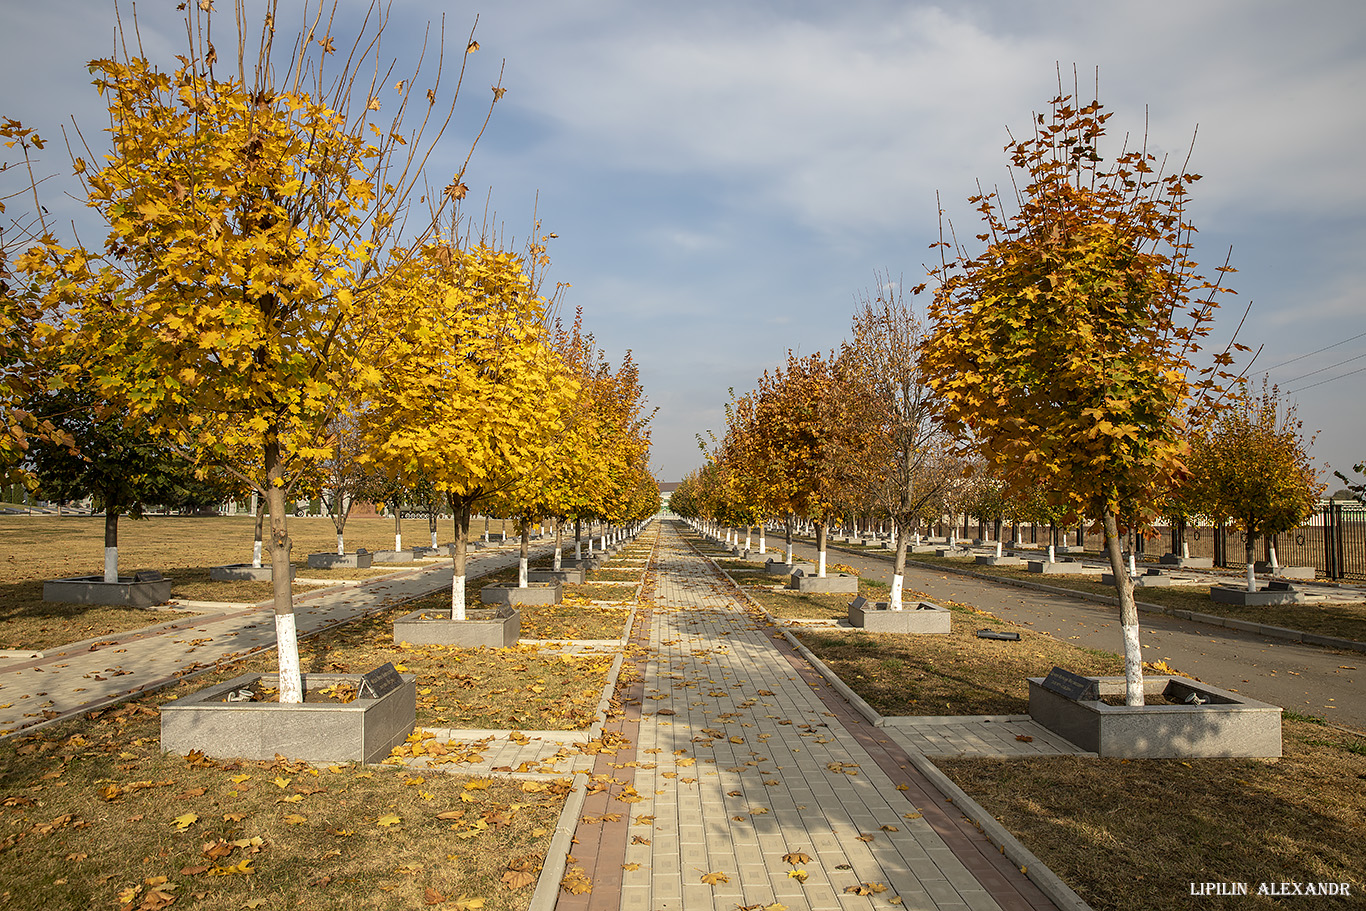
(4, 0, 1364, 486)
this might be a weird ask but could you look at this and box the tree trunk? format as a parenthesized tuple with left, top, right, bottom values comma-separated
(104, 508, 120, 583)
(816, 521, 827, 578)
(451, 497, 471, 620)
(333, 490, 346, 554)
(784, 515, 794, 565)
(553, 517, 563, 571)
(394, 507, 402, 552)
(575, 518, 582, 560)
(1102, 510, 1144, 706)
(1245, 529, 1257, 592)
(519, 519, 530, 588)
(758, 523, 766, 555)
(265, 436, 302, 704)
(891, 517, 907, 610)
(253, 505, 266, 569)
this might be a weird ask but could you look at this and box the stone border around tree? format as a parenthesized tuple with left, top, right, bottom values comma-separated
(160, 671, 417, 764)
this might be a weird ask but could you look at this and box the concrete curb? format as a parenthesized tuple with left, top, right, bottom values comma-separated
(780, 629, 884, 727)
(530, 531, 655, 910)
(527, 768, 591, 911)
(819, 541, 1366, 655)
(904, 751, 1096, 911)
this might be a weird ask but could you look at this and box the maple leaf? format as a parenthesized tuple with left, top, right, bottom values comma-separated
(172, 812, 198, 830)
(377, 813, 402, 827)
(318, 35, 336, 53)
(501, 869, 535, 889)
(424, 887, 446, 905)
(700, 871, 729, 885)
(782, 851, 810, 865)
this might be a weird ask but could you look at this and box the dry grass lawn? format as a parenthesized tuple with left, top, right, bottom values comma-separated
(940, 718, 1366, 911)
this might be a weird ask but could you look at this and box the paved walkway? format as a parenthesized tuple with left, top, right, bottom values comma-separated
(562, 521, 1057, 911)
(0, 546, 529, 738)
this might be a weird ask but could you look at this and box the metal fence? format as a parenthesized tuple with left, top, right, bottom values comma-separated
(1066, 504, 1366, 583)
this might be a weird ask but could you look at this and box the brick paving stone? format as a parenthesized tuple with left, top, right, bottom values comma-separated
(574, 520, 1059, 911)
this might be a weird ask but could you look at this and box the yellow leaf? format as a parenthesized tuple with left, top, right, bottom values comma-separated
(700, 871, 729, 885)
(283, 814, 307, 825)
(788, 869, 809, 883)
(377, 814, 402, 827)
(172, 812, 198, 830)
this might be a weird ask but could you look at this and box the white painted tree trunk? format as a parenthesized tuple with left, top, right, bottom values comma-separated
(1048, 544, 1055, 564)
(890, 573, 904, 611)
(758, 527, 766, 555)
(274, 612, 303, 704)
(336, 533, 344, 556)
(104, 546, 118, 584)
(785, 541, 794, 564)
(995, 541, 1003, 558)
(1270, 545, 1279, 574)
(1128, 554, 1136, 577)
(745, 527, 752, 551)
(395, 532, 402, 551)
(1246, 561, 1257, 593)
(1181, 540, 1189, 559)
(253, 540, 263, 569)
(818, 548, 826, 578)
(452, 574, 466, 620)
(430, 529, 438, 547)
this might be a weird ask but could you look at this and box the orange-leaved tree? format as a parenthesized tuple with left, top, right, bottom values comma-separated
(1185, 380, 1321, 590)
(921, 88, 1242, 705)
(22, 1, 496, 702)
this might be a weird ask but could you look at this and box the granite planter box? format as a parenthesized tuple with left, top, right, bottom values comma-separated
(160, 670, 416, 764)
(392, 606, 520, 648)
(1102, 571, 1173, 588)
(44, 573, 173, 607)
(764, 559, 813, 576)
(373, 550, 416, 563)
(848, 596, 950, 634)
(1027, 674, 1282, 758)
(1209, 583, 1305, 607)
(210, 564, 296, 583)
(1027, 560, 1103, 575)
(307, 551, 373, 570)
(1159, 554, 1214, 569)
(1254, 563, 1314, 580)
(480, 582, 562, 606)
(529, 567, 586, 585)
(788, 572, 859, 594)
(976, 555, 1023, 566)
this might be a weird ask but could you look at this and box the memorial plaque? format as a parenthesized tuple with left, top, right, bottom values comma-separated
(133, 570, 166, 583)
(849, 596, 868, 613)
(975, 628, 1021, 642)
(357, 662, 404, 700)
(1040, 666, 1099, 701)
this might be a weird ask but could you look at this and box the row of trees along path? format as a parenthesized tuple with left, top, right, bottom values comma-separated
(678, 88, 1324, 708)
(2, 2, 658, 704)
